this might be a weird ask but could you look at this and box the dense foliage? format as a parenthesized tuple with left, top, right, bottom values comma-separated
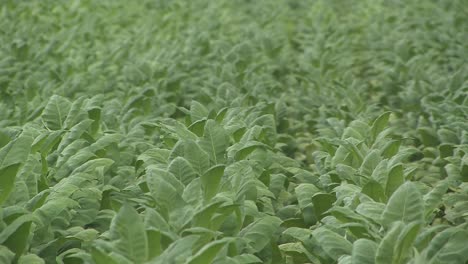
(0, 0, 467, 263)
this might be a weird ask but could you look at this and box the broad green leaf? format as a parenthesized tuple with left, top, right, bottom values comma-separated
(109, 204, 148, 263)
(394, 222, 421, 263)
(0, 214, 35, 244)
(91, 247, 119, 264)
(375, 222, 403, 264)
(360, 150, 381, 177)
(192, 201, 224, 229)
(312, 227, 352, 261)
(423, 227, 468, 264)
(146, 167, 184, 210)
(199, 119, 229, 164)
(371, 112, 391, 141)
(172, 140, 210, 175)
(370, 159, 389, 186)
(168, 157, 197, 186)
(42, 95, 70, 130)
(152, 235, 199, 264)
(159, 119, 198, 141)
(138, 148, 170, 167)
(88, 133, 123, 153)
(0, 164, 21, 205)
(56, 119, 94, 154)
(0, 245, 15, 264)
(18, 254, 45, 264)
(186, 238, 232, 264)
(381, 182, 424, 228)
(414, 225, 449, 251)
(295, 183, 320, 210)
(351, 239, 377, 264)
(34, 197, 79, 227)
(38, 130, 63, 155)
(423, 180, 449, 218)
(0, 133, 34, 169)
(418, 127, 440, 147)
(381, 140, 401, 158)
(190, 101, 209, 123)
(146, 229, 162, 260)
(201, 165, 225, 201)
(356, 202, 385, 224)
(144, 207, 171, 232)
(70, 158, 114, 176)
(252, 114, 277, 146)
(311, 193, 336, 221)
(188, 119, 206, 137)
(362, 180, 386, 203)
(233, 141, 269, 161)
(63, 96, 87, 129)
(385, 164, 404, 197)
(2, 218, 33, 257)
(227, 254, 262, 263)
(278, 242, 317, 263)
(239, 216, 282, 252)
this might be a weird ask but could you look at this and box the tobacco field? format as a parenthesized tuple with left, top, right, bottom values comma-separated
(0, 0, 467, 263)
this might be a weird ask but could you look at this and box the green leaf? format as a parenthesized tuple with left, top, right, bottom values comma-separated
(186, 238, 232, 264)
(0, 133, 34, 169)
(91, 247, 119, 264)
(381, 140, 401, 158)
(70, 158, 114, 176)
(279, 242, 317, 263)
(414, 225, 449, 252)
(375, 222, 403, 264)
(362, 180, 386, 203)
(360, 150, 381, 177)
(371, 112, 391, 141)
(0, 214, 35, 245)
(199, 119, 229, 164)
(385, 164, 404, 197)
(192, 201, 224, 229)
(168, 157, 198, 186)
(0, 214, 33, 256)
(18, 254, 45, 264)
(188, 119, 206, 137)
(56, 119, 94, 154)
(34, 197, 79, 227)
(381, 182, 424, 228)
(311, 193, 336, 221)
(234, 142, 269, 161)
(312, 227, 352, 261)
(351, 239, 377, 264)
(109, 204, 148, 263)
(418, 127, 440, 147)
(0, 245, 15, 264)
(144, 207, 171, 233)
(423, 227, 468, 264)
(146, 167, 184, 210)
(0, 164, 21, 205)
(153, 235, 199, 264)
(239, 216, 282, 252)
(146, 229, 162, 260)
(394, 222, 421, 263)
(423, 180, 449, 218)
(201, 165, 225, 201)
(41, 95, 70, 130)
(190, 101, 209, 123)
(63, 96, 87, 129)
(183, 139, 211, 173)
(355, 202, 385, 224)
(38, 130, 63, 155)
(295, 184, 320, 210)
